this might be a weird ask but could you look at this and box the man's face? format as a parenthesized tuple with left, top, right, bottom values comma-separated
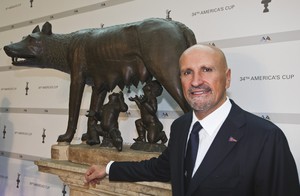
(179, 46, 231, 119)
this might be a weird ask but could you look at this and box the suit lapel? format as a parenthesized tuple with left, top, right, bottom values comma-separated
(172, 113, 193, 196)
(178, 114, 192, 174)
(186, 101, 246, 195)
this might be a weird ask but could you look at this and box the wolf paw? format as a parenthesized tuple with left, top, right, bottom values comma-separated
(57, 132, 74, 143)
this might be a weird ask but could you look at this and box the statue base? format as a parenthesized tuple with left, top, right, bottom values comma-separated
(35, 143, 171, 196)
(130, 141, 167, 152)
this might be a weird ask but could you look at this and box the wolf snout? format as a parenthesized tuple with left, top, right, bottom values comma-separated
(3, 46, 12, 56)
(3, 45, 18, 58)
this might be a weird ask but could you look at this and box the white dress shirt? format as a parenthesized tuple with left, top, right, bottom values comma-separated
(188, 97, 232, 177)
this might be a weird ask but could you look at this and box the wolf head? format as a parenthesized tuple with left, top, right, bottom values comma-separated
(4, 22, 70, 73)
(4, 22, 53, 67)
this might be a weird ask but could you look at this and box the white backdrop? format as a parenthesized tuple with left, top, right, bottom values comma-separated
(0, 0, 299, 195)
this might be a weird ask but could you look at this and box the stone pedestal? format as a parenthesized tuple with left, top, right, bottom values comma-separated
(35, 143, 171, 196)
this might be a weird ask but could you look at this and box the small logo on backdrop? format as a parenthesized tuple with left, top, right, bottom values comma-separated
(15, 130, 32, 136)
(192, 5, 235, 17)
(166, 9, 172, 20)
(261, 115, 271, 121)
(162, 112, 169, 117)
(62, 183, 67, 196)
(0, 174, 8, 180)
(5, 3, 21, 11)
(126, 85, 132, 93)
(38, 85, 58, 90)
(30, 0, 33, 8)
(25, 82, 29, 95)
(261, 0, 271, 13)
(29, 181, 50, 189)
(3, 125, 6, 139)
(16, 173, 21, 188)
(261, 36, 271, 42)
(42, 128, 46, 143)
(125, 111, 131, 116)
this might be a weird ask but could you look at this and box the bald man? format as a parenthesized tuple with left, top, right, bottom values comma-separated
(85, 44, 300, 196)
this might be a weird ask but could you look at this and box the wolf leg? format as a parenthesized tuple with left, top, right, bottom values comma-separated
(57, 77, 85, 143)
(86, 89, 107, 145)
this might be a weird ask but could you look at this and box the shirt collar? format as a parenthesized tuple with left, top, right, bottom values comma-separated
(192, 97, 232, 136)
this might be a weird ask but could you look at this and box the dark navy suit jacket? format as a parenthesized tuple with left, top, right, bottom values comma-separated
(109, 100, 300, 196)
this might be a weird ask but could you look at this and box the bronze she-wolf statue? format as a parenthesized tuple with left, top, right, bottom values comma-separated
(4, 18, 196, 145)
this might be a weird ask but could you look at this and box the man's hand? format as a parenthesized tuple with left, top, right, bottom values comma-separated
(84, 165, 107, 186)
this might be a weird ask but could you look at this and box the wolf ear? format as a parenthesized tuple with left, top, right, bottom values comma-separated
(32, 25, 40, 33)
(41, 22, 52, 35)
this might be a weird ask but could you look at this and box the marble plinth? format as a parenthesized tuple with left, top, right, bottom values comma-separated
(35, 143, 172, 196)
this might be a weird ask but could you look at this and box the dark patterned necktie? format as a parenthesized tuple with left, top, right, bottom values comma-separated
(185, 121, 202, 187)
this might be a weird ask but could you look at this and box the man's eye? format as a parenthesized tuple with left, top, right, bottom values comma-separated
(203, 67, 212, 72)
(183, 70, 192, 75)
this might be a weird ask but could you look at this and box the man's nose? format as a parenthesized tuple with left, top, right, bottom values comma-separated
(191, 73, 203, 86)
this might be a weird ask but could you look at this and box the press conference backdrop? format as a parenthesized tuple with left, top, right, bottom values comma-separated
(0, 0, 299, 195)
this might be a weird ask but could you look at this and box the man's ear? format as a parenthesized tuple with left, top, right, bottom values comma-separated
(226, 68, 231, 89)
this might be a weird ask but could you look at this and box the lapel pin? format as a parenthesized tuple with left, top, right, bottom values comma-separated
(228, 136, 238, 142)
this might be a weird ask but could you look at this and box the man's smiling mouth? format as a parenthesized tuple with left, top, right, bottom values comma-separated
(190, 86, 211, 95)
